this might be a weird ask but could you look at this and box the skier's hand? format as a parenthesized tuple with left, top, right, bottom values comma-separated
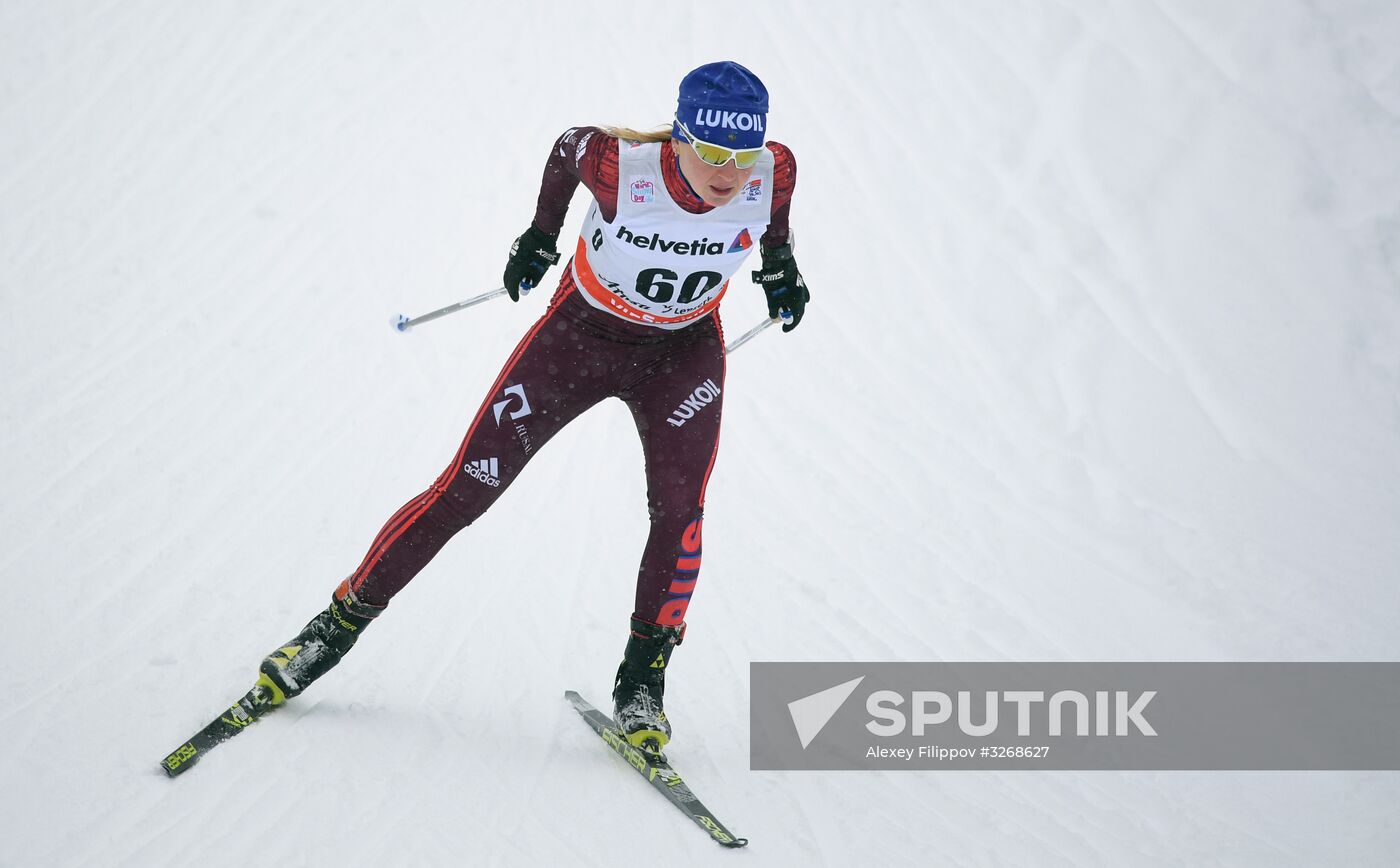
(503, 223, 562, 302)
(750, 243, 809, 333)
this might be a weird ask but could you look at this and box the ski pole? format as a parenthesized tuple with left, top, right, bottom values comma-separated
(393, 286, 518, 332)
(725, 310, 792, 354)
(396, 288, 790, 350)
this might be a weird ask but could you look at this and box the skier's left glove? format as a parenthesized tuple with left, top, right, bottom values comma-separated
(503, 223, 562, 302)
(750, 243, 809, 333)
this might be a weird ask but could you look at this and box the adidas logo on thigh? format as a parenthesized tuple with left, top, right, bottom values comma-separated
(465, 457, 501, 487)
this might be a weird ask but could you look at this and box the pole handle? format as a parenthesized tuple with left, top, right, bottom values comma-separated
(725, 310, 792, 354)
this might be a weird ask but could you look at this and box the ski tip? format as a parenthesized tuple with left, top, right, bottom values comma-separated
(160, 743, 199, 778)
(723, 838, 749, 848)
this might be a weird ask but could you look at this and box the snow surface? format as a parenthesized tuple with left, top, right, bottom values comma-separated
(3, 1, 1400, 865)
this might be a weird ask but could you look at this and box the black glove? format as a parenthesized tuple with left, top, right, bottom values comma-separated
(502, 223, 562, 302)
(750, 243, 809, 332)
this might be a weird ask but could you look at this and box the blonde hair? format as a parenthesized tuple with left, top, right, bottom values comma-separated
(600, 125, 674, 144)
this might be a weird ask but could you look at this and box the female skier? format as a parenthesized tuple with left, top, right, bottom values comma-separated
(252, 60, 806, 753)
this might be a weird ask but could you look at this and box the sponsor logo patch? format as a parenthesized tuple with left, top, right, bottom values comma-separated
(493, 384, 532, 425)
(742, 177, 763, 202)
(558, 127, 579, 158)
(630, 178, 656, 204)
(691, 109, 764, 132)
(727, 228, 753, 253)
(666, 379, 722, 428)
(513, 422, 533, 455)
(615, 224, 725, 256)
(465, 457, 501, 487)
(657, 517, 704, 625)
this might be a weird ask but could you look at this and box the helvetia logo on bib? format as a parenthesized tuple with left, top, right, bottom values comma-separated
(727, 228, 753, 253)
(615, 225, 726, 255)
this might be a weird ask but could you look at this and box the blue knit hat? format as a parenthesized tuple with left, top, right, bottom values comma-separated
(673, 61, 769, 150)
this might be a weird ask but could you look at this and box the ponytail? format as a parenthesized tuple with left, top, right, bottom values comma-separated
(600, 125, 673, 144)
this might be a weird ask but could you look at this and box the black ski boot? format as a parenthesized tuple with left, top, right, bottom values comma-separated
(256, 587, 383, 705)
(612, 616, 685, 754)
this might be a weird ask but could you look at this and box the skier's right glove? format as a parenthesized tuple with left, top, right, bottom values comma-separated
(750, 242, 809, 332)
(502, 223, 562, 302)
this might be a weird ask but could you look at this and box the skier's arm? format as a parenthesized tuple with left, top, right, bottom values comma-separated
(753, 142, 807, 331)
(532, 127, 620, 234)
(505, 128, 618, 300)
(760, 141, 796, 250)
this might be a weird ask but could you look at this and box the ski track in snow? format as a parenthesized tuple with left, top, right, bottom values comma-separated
(3, 1, 1400, 866)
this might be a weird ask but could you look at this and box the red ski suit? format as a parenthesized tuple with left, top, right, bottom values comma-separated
(338, 129, 796, 626)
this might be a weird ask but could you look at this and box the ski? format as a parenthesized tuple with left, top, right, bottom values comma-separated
(564, 690, 748, 848)
(160, 682, 277, 777)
